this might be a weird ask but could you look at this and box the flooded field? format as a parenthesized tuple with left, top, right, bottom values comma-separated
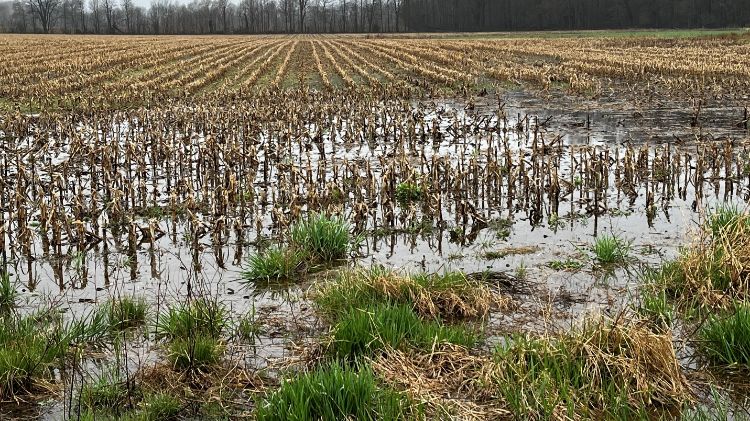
(1, 33, 750, 420)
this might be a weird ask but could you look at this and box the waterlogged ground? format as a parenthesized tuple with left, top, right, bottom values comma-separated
(2, 88, 750, 419)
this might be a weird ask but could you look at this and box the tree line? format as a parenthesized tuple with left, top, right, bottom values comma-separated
(0, 0, 748, 34)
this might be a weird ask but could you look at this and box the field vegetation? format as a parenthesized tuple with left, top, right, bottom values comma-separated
(1, 32, 750, 419)
(0, 33, 749, 110)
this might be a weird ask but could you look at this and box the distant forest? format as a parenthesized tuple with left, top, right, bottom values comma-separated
(0, 0, 748, 34)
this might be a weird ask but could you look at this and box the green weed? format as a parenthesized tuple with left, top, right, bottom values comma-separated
(707, 204, 747, 238)
(139, 392, 182, 420)
(493, 318, 688, 419)
(328, 304, 477, 359)
(80, 369, 130, 412)
(0, 272, 17, 312)
(169, 335, 222, 370)
(638, 286, 675, 330)
(156, 298, 228, 340)
(313, 267, 493, 321)
(699, 303, 750, 367)
(236, 305, 263, 342)
(290, 212, 353, 262)
(547, 258, 584, 271)
(256, 362, 417, 420)
(395, 182, 423, 206)
(105, 296, 148, 331)
(0, 310, 107, 399)
(242, 247, 304, 283)
(591, 234, 631, 264)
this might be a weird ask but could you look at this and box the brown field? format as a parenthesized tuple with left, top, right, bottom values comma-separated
(1, 33, 749, 109)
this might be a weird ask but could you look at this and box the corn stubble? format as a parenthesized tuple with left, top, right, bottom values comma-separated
(0, 33, 748, 419)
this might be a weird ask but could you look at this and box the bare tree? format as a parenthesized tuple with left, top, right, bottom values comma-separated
(89, 0, 101, 32)
(392, 0, 402, 31)
(281, 0, 292, 32)
(3, 0, 749, 35)
(73, 0, 84, 32)
(26, 0, 60, 32)
(216, 0, 228, 32)
(103, 0, 115, 32)
(239, 0, 252, 32)
(297, 0, 308, 32)
(122, 0, 133, 32)
(11, 0, 29, 32)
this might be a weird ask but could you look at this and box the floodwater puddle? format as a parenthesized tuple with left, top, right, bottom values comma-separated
(1, 90, 749, 417)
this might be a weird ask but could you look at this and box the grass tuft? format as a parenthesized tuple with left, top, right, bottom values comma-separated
(256, 362, 417, 421)
(642, 208, 750, 315)
(395, 182, 423, 206)
(328, 303, 477, 359)
(699, 303, 750, 367)
(0, 272, 17, 312)
(591, 233, 631, 264)
(80, 369, 130, 412)
(289, 212, 352, 262)
(139, 392, 182, 420)
(105, 296, 148, 331)
(156, 298, 228, 371)
(156, 298, 228, 341)
(242, 247, 304, 283)
(638, 286, 674, 330)
(242, 213, 356, 285)
(236, 306, 262, 342)
(169, 335, 223, 370)
(492, 317, 689, 419)
(0, 310, 109, 399)
(707, 204, 747, 238)
(313, 267, 496, 321)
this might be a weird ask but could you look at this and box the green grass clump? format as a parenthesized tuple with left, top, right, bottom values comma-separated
(105, 296, 148, 330)
(314, 269, 481, 359)
(0, 314, 68, 398)
(703, 245, 735, 291)
(242, 247, 304, 283)
(395, 182, 423, 206)
(699, 303, 750, 367)
(644, 260, 686, 292)
(236, 307, 262, 342)
(0, 273, 17, 312)
(256, 363, 417, 421)
(329, 304, 477, 359)
(64, 309, 110, 343)
(139, 392, 182, 420)
(242, 213, 355, 285)
(290, 212, 352, 262)
(80, 370, 130, 412)
(640, 208, 750, 316)
(547, 258, 584, 271)
(0, 310, 108, 399)
(79, 384, 182, 420)
(638, 287, 674, 330)
(492, 318, 688, 419)
(708, 204, 747, 238)
(637, 262, 685, 327)
(157, 299, 228, 371)
(313, 267, 494, 321)
(591, 234, 631, 264)
(156, 298, 228, 340)
(169, 335, 222, 370)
